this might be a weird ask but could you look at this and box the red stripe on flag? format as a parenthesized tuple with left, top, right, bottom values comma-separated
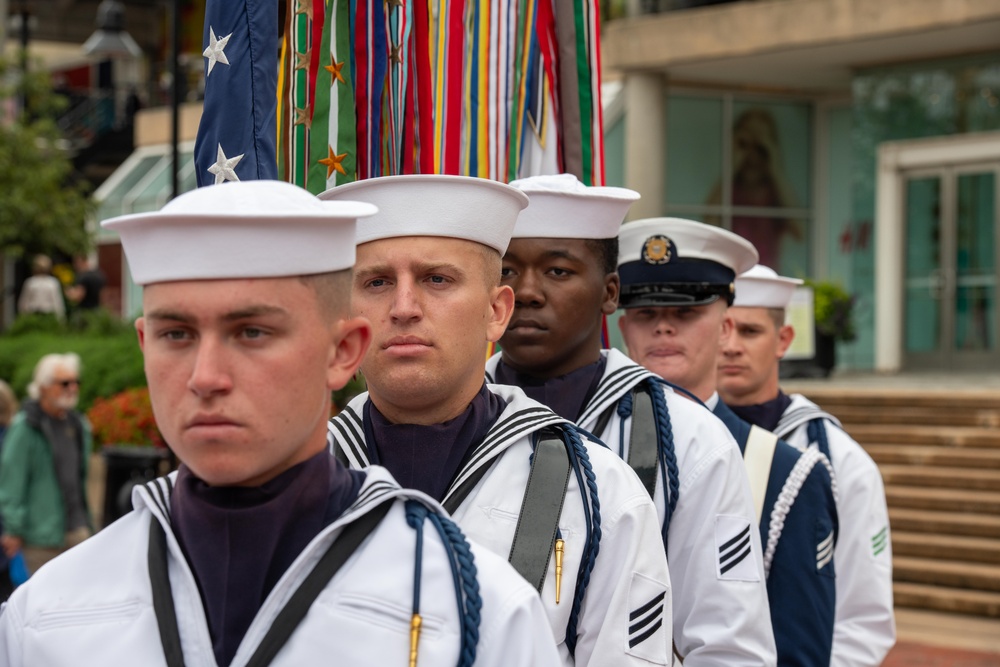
(354, 0, 370, 178)
(413, 0, 435, 174)
(443, 0, 465, 175)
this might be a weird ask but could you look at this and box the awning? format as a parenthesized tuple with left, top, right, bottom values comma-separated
(91, 142, 197, 317)
(94, 141, 197, 240)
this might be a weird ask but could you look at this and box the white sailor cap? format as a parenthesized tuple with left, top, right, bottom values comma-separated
(101, 180, 377, 285)
(617, 217, 759, 308)
(509, 173, 640, 240)
(733, 264, 803, 309)
(318, 174, 528, 254)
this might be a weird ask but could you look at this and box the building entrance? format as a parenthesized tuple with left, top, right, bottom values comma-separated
(903, 165, 999, 370)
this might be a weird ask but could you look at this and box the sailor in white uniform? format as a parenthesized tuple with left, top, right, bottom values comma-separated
(320, 175, 672, 667)
(718, 264, 896, 666)
(0, 181, 561, 667)
(485, 174, 776, 666)
(616, 218, 839, 667)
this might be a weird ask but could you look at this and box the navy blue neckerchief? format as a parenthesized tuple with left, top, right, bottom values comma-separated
(171, 451, 364, 667)
(493, 355, 607, 423)
(728, 391, 792, 435)
(363, 383, 505, 502)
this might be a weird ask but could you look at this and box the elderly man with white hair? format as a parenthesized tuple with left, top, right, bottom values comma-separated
(0, 353, 93, 575)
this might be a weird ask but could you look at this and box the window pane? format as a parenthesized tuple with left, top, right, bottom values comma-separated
(904, 177, 942, 353)
(665, 96, 723, 207)
(730, 215, 809, 276)
(955, 172, 996, 351)
(730, 101, 812, 209)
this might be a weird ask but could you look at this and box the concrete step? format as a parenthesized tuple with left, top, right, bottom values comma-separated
(880, 465, 1000, 491)
(785, 387, 1000, 411)
(894, 581, 1000, 618)
(890, 508, 1000, 539)
(886, 485, 1000, 514)
(892, 531, 1000, 565)
(833, 406, 1000, 428)
(846, 425, 1000, 449)
(867, 444, 1000, 469)
(894, 556, 1000, 592)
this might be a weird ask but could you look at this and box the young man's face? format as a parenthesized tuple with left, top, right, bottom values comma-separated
(352, 236, 513, 424)
(137, 276, 368, 487)
(718, 306, 793, 405)
(618, 300, 732, 402)
(499, 238, 618, 378)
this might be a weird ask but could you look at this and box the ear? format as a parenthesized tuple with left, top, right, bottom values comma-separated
(617, 311, 634, 358)
(776, 324, 795, 359)
(135, 317, 147, 352)
(327, 316, 373, 390)
(486, 284, 515, 343)
(601, 273, 620, 315)
(720, 309, 734, 342)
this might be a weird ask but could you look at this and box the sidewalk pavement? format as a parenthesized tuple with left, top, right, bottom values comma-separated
(884, 609, 1000, 666)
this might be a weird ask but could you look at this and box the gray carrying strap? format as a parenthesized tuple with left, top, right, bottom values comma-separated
(628, 388, 659, 500)
(149, 501, 393, 667)
(508, 435, 571, 592)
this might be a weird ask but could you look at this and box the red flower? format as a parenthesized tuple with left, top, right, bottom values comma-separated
(87, 387, 166, 449)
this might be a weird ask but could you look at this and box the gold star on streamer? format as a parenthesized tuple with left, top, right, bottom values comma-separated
(325, 60, 346, 84)
(390, 45, 403, 65)
(295, 50, 311, 72)
(295, 0, 314, 21)
(294, 106, 312, 129)
(319, 146, 348, 178)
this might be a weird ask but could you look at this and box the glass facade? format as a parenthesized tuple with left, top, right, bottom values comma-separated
(664, 93, 813, 278)
(849, 53, 1000, 367)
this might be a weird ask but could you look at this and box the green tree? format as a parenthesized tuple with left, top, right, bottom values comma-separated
(0, 56, 94, 259)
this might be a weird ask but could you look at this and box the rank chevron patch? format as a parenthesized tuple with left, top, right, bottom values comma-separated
(872, 525, 888, 557)
(626, 573, 669, 664)
(715, 515, 759, 581)
(817, 530, 834, 571)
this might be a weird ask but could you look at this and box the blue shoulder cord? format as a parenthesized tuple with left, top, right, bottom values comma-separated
(563, 425, 602, 657)
(616, 378, 680, 550)
(530, 426, 603, 657)
(806, 418, 832, 460)
(405, 500, 482, 667)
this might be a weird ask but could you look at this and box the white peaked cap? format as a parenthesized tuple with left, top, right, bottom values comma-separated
(101, 180, 377, 285)
(509, 173, 640, 240)
(733, 264, 804, 309)
(318, 174, 529, 254)
(618, 218, 758, 274)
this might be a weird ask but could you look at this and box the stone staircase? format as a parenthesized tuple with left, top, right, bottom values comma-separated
(788, 387, 1000, 619)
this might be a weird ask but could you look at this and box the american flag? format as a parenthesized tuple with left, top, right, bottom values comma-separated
(194, 0, 279, 186)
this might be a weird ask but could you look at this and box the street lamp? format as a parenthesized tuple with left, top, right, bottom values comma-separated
(81, 0, 141, 59)
(83, 0, 179, 201)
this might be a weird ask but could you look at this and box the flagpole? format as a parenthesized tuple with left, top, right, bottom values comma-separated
(170, 0, 180, 200)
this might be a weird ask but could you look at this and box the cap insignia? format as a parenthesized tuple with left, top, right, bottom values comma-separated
(642, 235, 672, 265)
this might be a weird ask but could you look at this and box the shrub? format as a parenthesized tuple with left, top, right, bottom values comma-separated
(0, 329, 145, 412)
(804, 280, 857, 342)
(87, 387, 165, 449)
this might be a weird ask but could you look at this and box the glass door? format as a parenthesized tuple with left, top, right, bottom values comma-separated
(903, 166, 999, 370)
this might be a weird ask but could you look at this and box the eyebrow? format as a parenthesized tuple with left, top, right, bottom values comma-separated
(506, 248, 584, 264)
(355, 261, 468, 279)
(145, 305, 289, 323)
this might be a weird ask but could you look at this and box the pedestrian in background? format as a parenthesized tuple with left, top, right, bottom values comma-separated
(0, 354, 93, 576)
(66, 255, 107, 312)
(0, 379, 19, 600)
(17, 255, 66, 322)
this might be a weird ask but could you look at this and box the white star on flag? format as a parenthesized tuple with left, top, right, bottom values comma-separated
(203, 26, 232, 77)
(207, 144, 244, 184)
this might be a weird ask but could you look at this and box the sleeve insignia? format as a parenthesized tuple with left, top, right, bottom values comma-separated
(626, 572, 669, 664)
(715, 515, 760, 581)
